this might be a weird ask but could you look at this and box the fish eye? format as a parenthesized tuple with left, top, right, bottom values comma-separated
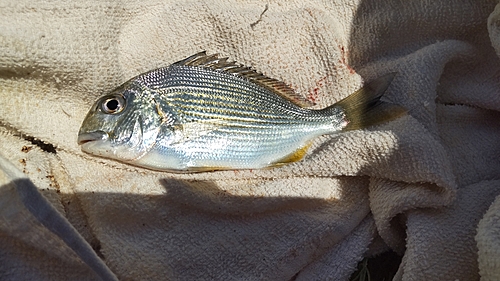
(101, 95, 125, 114)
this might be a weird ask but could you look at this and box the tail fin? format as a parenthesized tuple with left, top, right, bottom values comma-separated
(334, 73, 407, 131)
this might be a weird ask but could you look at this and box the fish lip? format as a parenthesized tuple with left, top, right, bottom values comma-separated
(77, 131, 108, 145)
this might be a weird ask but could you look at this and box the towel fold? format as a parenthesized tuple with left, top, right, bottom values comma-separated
(1, 0, 499, 280)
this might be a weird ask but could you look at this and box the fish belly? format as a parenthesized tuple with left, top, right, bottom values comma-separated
(135, 124, 320, 171)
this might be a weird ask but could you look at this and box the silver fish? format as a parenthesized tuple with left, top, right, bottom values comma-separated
(78, 52, 405, 172)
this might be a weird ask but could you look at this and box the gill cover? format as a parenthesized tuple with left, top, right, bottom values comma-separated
(78, 85, 162, 162)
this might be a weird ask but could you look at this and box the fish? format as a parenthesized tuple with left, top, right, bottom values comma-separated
(78, 52, 406, 172)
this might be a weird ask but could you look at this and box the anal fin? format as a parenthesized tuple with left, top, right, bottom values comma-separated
(269, 142, 312, 167)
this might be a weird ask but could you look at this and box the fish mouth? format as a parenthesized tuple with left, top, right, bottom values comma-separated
(77, 131, 108, 145)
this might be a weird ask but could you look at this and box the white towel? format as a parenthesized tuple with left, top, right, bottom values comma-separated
(1, 0, 499, 280)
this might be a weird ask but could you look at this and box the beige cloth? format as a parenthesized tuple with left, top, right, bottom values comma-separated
(477, 192, 500, 281)
(0, 0, 499, 280)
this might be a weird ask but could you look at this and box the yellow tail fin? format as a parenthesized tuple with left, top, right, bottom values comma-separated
(335, 73, 407, 131)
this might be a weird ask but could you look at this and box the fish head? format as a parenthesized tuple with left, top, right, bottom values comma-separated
(78, 82, 162, 162)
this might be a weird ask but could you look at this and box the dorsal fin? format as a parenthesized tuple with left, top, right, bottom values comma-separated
(173, 51, 314, 107)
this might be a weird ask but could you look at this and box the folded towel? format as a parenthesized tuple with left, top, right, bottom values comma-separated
(1, 0, 499, 280)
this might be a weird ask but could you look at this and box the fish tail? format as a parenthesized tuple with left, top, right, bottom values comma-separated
(333, 73, 407, 131)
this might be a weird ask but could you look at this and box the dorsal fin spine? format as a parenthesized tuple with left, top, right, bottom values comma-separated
(173, 51, 314, 108)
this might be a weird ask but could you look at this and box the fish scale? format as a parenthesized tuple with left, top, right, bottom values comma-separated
(156, 67, 306, 115)
(78, 52, 406, 172)
(152, 67, 331, 167)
